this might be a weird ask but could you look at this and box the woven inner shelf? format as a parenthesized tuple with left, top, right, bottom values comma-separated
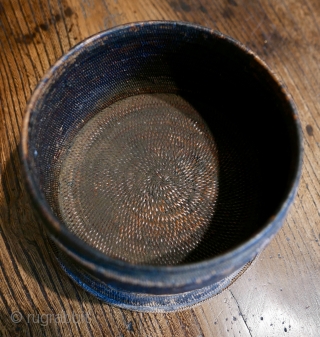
(58, 93, 219, 265)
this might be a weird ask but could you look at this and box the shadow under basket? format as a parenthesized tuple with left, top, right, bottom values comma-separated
(22, 21, 302, 312)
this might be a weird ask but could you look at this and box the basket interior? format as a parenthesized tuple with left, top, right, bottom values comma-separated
(27, 24, 299, 266)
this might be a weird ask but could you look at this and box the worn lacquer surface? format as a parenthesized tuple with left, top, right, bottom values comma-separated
(0, 0, 319, 336)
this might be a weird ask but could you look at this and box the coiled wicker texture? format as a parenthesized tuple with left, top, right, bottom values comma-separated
(22, 22, 301, 300)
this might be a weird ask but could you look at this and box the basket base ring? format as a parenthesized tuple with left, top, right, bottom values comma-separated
(51, 241, 255, 312)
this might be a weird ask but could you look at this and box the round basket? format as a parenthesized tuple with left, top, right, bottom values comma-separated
(21, 21, 302, 312)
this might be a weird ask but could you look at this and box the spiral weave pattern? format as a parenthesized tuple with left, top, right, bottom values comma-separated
(58, 93, 219, 265)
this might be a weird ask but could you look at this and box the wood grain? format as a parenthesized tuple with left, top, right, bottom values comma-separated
(0, 0, 319, 336)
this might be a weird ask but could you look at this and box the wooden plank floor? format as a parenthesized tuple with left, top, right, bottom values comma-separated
(0, 0, 319, 336)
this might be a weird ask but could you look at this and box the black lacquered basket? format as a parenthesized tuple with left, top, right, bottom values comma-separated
(21, 21, 303, 312)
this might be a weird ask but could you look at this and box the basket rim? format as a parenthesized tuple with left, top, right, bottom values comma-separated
(21, 20, 303, 290)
